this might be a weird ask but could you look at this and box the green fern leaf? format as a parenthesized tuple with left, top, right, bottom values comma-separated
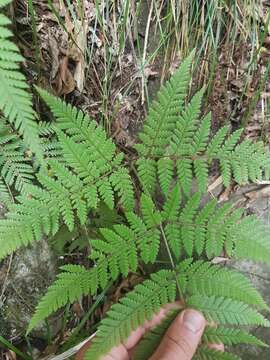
(110, 167, 134, 211)
(233, 216, 270, 265)
(206, 126, 229, 158)
(140, 193, 162, 227)
(162, 185, 181, 221)
(192, 113, 211, 154)
(0, 0, 12, 9)
(205, 204, 238, 258)
(170, 89, 204, 157)
(133, 309, 179, 360)
(203, 326, 268, 347)
(163, 185, 182, 257)
(136, 157, 157, 194)
(0, 6, 42, 160)
(179, 193, 200, 255)
(194, 346, 241, 360)
(0, 120, 34, 192)
(27, 265, 94, 334)
(194, 158, 208, 193)
(176, 158, 193, 195)
(188, 295, 270, 326)
(85, 270, 177, 360)
(157, 157, 174, 194)
(96, 178, 114, 210)
(0, 177, 10, 203)
(135, 52, 194, 157)
(91, 225, 138, 279)
(194, 200, 216, 255)
(125, 210, 160, 263)
(186, 261, 268, 310)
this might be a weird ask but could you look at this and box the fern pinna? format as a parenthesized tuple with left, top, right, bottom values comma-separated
(0, 0, 42, 161)
(0, 7, 270, 358)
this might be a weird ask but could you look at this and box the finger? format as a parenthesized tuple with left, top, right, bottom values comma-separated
(208, 343, 225, 352)
(100, 345, 129, 360)
(76, 302, 182, 359)
(150, 309, 206, 360)
(124, 302, 182, 350)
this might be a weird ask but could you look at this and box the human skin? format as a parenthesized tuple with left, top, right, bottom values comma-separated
(76, 303, 224, 360)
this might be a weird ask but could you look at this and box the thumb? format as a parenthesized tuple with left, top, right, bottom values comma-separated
(150, 309, 206, 360)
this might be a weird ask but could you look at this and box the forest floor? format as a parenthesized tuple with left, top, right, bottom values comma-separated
(2, 0, 270, 359)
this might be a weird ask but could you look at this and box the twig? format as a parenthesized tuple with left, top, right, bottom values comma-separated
(141, 0, 153, 104)
(40, 333, 96, 360)
(0, 253, 13, 303)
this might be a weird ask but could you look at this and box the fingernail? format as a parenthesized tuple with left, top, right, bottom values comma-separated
(182, 310, 205, 333)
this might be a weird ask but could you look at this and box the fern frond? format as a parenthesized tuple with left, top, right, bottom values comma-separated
(85, 270, 177, 360)
(0, 5, 42, 160)
(194, 346, 240, 360)
(203, 326, 268, 347)
(188, 295, 270, 326)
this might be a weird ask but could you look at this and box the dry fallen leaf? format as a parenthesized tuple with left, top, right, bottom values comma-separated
(5, 350, 16, 360)
(48, 32, 60, 80)
(71, 20, 88, 92)
(54, 56, 76, 95)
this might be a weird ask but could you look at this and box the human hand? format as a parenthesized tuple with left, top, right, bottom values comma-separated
(76, 304, 223, 359)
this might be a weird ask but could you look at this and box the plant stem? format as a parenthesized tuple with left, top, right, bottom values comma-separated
(70, 281, 113, 339)
(28, 0, 40, 78)
(159, 224, 185, 306)
(0, 335, 32, 360)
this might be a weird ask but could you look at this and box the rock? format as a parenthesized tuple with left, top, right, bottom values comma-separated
(0, 238, 61, 340)
(228, 191, 270, 358)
